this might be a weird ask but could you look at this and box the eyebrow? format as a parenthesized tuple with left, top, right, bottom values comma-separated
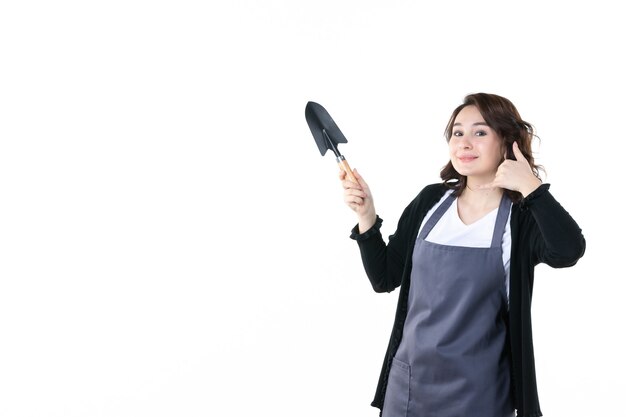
(453, 122, 489, 127)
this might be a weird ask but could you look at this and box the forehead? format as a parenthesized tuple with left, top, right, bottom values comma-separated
(454, 105, 486, 125)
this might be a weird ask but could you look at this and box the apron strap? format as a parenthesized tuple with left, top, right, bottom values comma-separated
(419, 191, 512, 247)
(490, 193, 512, 248)
(418, 193, 456, 240)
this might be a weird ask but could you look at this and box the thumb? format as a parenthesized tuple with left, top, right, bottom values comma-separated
(512, 141, 526, 162)
(352, 168, 367, 188)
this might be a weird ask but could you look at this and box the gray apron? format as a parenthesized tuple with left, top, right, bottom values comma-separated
(382, 193, 514, 417)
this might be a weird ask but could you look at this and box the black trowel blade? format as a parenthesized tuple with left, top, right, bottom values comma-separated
(305, 101, 348, 156)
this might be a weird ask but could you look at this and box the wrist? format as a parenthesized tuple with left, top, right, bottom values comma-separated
(519, 177, 542, 198)
(358, 212, 377, 233)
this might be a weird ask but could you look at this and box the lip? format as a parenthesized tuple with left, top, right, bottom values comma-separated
(457, 155, 478, 163)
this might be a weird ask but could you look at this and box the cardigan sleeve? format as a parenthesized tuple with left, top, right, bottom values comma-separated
(349, 185, 444, 293)
(349, 209, 410, 293)
(522, 184, 586, 267)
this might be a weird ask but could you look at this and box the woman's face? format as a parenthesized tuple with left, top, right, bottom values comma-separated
(449, 105, 504, 183)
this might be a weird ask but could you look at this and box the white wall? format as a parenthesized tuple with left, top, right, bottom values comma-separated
(1, 1, 622, 416)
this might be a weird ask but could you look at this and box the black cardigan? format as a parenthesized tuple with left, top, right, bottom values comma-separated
(349, 183, 585, 417)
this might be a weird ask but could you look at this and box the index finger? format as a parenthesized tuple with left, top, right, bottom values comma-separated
(476, 181, 497, 191)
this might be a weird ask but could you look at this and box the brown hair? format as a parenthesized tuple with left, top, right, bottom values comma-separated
(440, 92, 543, 202)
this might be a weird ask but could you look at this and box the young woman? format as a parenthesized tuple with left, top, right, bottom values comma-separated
(340, 93, 585, 417)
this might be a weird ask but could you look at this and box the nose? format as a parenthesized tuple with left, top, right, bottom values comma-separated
(457, 136, 472, 149)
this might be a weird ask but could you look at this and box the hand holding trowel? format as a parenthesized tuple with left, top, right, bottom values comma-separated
(304, 101, 377, 236)
(305, 101, 358, 183)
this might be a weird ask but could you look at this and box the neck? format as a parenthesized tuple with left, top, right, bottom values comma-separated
(461, 179, 503, 208)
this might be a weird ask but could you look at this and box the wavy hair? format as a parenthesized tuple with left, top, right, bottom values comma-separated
(440, 93, 543, 202)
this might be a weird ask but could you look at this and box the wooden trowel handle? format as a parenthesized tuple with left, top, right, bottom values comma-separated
(338, 158, 358, 183)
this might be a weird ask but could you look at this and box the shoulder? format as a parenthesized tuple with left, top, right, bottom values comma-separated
(421, 182, 448, 195)
(402, 183, 449, 218)
(413, 183, 448, 206)
(390, 183, 449, 239)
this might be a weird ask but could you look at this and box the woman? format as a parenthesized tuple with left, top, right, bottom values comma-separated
(340, 93, 585, 417)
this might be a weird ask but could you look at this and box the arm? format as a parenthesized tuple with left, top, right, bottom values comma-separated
(479, 141, 585, 267)
(341, 168, 403, 292)
(347, 185, 443, 293)
(522, 184, 586, 267)
(349, 209, 412, 293)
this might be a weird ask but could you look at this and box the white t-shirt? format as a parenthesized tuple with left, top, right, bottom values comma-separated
(417, 189, 512, 301)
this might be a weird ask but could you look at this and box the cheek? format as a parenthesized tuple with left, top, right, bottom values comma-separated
(486, 144, 504, 166)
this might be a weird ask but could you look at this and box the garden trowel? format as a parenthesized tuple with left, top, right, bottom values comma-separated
(305, 101, 357, 183)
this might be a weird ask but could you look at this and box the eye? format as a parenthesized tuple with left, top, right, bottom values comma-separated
(475, 130, 487, 137)
(453, 130, 463, 137)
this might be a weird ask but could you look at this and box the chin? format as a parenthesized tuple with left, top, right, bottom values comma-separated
(451, 164, 471, 177)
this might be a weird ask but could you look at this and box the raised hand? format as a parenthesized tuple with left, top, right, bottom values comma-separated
(339, 168, 377, 232)
(478, 141, 542, 197)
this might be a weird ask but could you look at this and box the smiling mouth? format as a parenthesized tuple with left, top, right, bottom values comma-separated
(457, 156, 477, 162)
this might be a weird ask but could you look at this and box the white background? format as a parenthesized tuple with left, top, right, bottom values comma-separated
(1, 1, 623, 416)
